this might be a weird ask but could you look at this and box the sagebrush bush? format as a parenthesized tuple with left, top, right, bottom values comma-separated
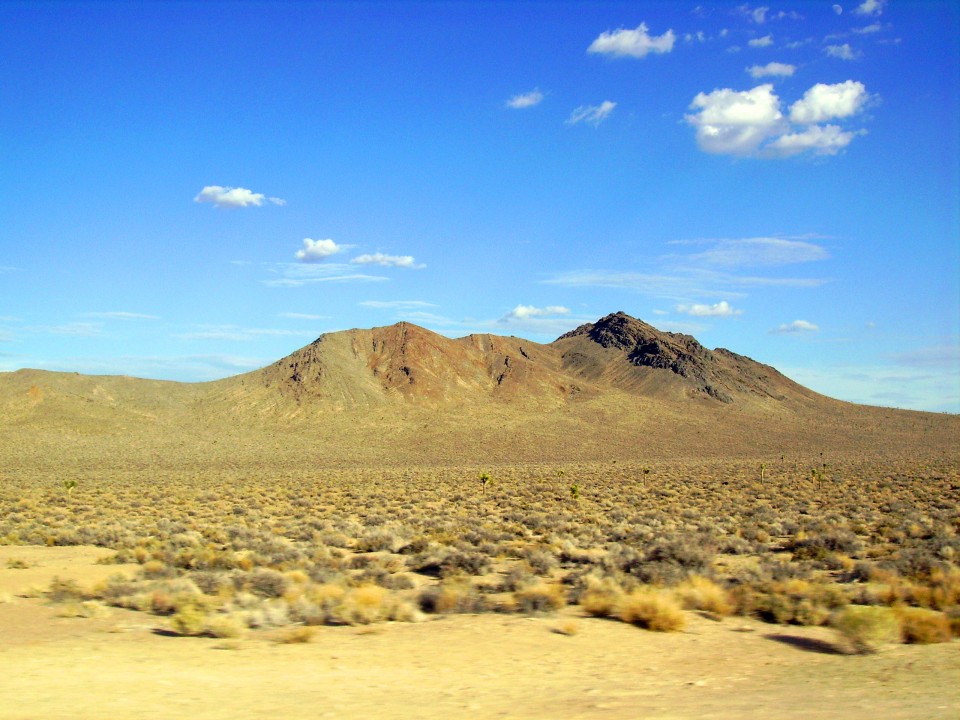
(831, 606, 901, 654)
(895, 607, 952, 644)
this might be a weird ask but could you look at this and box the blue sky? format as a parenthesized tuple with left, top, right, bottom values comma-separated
(1, 0, 958, 412)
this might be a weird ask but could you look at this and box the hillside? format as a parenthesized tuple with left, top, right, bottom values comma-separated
(1, 312, 956, 467)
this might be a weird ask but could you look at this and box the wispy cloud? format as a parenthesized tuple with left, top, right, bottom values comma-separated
(675, 301, 742, 317)
(824, 43, 860, 60)
(854, 0, 885, 17)
(587, 23, 676, 58)
(351, 253, 424, 269)
(360, 300, 437, 310)
(85, 311, 160, 320)
(499, 305, 570, 322)
(279, 313, 329, 321)
(506, 89, 544, 109)
(177, 325, 316, 342)
(566, 100, 617, 126)
(263, 262, 387, 287)
(747, 62, 795, 78)
(680, 236, 831, 267)
(43, 322, 104, 337)
(194, 186, 285, 209)
(771, 319, 819, 334)
(748, 34, 774, 48)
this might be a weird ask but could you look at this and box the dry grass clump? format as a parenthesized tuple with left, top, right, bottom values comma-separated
(617, 588, 686, 632)
(831, 606, 901, 654)
(675, 576, 732, 616)
(513, 582, 566, 614)
(895, 606, 952, 644)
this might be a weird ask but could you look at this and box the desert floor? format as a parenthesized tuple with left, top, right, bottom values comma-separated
(1, 546, 957, 720)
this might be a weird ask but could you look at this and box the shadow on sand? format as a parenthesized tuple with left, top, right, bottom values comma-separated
(765, 633, 843, 655)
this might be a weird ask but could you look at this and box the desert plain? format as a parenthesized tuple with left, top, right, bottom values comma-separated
(1, 313, 958, 719)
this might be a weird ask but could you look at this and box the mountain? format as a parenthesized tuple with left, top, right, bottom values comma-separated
(1, 312, 955, 466)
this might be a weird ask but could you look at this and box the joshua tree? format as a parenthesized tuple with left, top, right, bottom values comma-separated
(760, 463, 766, 484)
(62, 479, 77, 495)
(478, 472, 491, 496)
(570, 483, 580, 501)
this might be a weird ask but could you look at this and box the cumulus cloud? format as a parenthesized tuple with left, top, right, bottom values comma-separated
(768, 124, 863, 156)
(566, 101, 617, 126)
(771, 319, 819, 334)
(501, 305, 570, 321)
(854, 0, 884, 16)
(686, 84, 785, 155)
(748, 34, 774, 48)
(789, 81, 868, 123)
(824, 43, 860, 60)
(587, 23, 676, 58)
(748, 62, 796, 78)
(675, 301, 742, 317)
(295, 238, 344, 263)
(350, 253, 424, 269)
(194, 186, 285, 209)
(687, 81, 870, 157)
(506, 89, 544, 109)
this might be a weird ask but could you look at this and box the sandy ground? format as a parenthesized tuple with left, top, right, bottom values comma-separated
(0, 547, 957, 720)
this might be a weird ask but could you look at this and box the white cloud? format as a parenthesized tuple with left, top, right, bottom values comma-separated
(771, 319, 819, 334)
(279, 313, 328, 320)
(360, 300, 437, 310)
(295, 238, 344, 263)
(86, 311, 159, 320)
(768, 124, 863, 156)
(587, 23, 676, 58)
(506, 89, 544, 109)
(824, 43, 860, 60)
(748, 34, 774, 48)
(44, 322, 104, 337)
(500, 305, 570, 321)
(752, 6, 769, 24)
(686, 84, 785, 155)
(854, 0, 884, 16)
(853, 22, 882, 34)
(688, 81, 870, 157)
(675, 301, 742, 317)
(178, 325, 315, 341)
(789, 81, 868, 123)
(350, 253, 424, 269)
(194, 186, 284, 209)
(566, 101, 617, 126)
(684, 236, 830, 267)
(748, 62, 796, 78)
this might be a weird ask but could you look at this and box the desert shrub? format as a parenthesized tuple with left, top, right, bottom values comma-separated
(204, 612, 246, 639)
(831, 605, 901, 654)
(675, 576, 732, 616)
(617, 588, 686, 632)
(419, 581, 485, 614)
(579, 578, 625, 618)
(244, 569, 290, 598)
(441, 551, 491, 578)
(513, 582, 566, 614)
(275, 625, 315, 643)
(47, 576, 85, 603)
(895, 607, 952, 644)
(169, 604, 207, 636)
(520, 547, 559, 576)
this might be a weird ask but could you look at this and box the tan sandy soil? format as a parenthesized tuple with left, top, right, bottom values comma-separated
(0, 548, 957, 720)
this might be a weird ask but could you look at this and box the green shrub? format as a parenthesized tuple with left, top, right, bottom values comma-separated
(831, 606, 901, 654)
